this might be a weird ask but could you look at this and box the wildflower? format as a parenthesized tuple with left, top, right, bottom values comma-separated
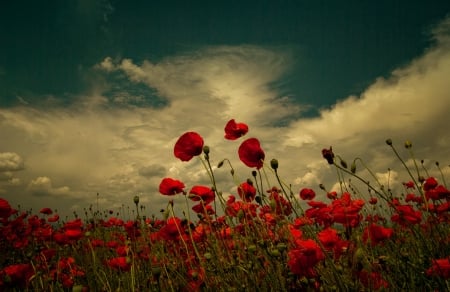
(174, 132, 204, 162)
(402, 181, 415, 189)
(224, 119, 248, 140)
(427, 258, 450, 279)
(238, 138, 265, 169)
(2, 263, 35, 288)
(322, 147, 334, 164)
(331, 192, 365, 227)
(327, 191, 338, 200)
(423, 177, 438, 191)
(106, 256, 131, 271)
(0, 198, 12, 219)
(300, 188, 316, 200)
(362, 223, 393, 246)
(391, 200, 422, 226)
(288, 239, 324, 278)
(237, 181, 257, 202)
(189, 186, 215, 205)
(357, 270, 389, 290)
(159, 178, 185, 196)
(39, 207, 53, 215)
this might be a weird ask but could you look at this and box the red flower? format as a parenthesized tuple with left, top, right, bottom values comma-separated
(300, 188, 316, 200)
(0, 198, 12, 219)
(322, 147, 334, 164)
(238, 138, 265, 169)
(2, 263, 34, 288)
(192, 203, 215, 215)
(39, 207, 53, 215)
(189, 186, 215, 205)
(402, 181, 415, 189)
(47, 214, 60, 222)
(237, 182, 257, 202)
(362, 223, 393, 246)
(174, 132, 204, 162)
(391, 200, 422, 226)
(224, 119, 248, 140)
(159, 178, 185, 196)
(288, 239, 324, 278)
(427, 258, 450, 279)
(423, 177, 438, 191)
(106, 256, 131, 271)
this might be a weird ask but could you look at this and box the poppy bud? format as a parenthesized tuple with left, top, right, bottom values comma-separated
(404, 140, 412, 149)
(270, 158, 279, 170)
(340, 159, 348, 169)
(385, 138, 393, 146)
(133, 195, 140, 205)
(217, 160, 224, 168)
(203, 145, 210, 155)
(350, 162, 356, 173)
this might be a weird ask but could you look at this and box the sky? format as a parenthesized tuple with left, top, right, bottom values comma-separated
(1, 1, 450, 219)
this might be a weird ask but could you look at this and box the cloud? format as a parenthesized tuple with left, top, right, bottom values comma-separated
(0, 18, 449, 217)
(0, 152, 24, 172)
(27, 176, 70, 197)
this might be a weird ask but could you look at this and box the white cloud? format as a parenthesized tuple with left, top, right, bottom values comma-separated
(0, 152, 24, 172)
(27, 176, 70, 197)
(0, 19, 449, 218)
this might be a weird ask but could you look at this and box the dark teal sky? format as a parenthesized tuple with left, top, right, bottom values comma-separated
(1, 0, 449, 115)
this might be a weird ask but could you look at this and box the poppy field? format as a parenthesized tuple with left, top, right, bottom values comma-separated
(1, 119, 450, 291)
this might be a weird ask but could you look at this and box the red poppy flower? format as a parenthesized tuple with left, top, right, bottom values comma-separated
(237, 182, 256, 202)
(224, 119, 248, 140)
(47, 214, 60, 222)
(238, 138, 265, 169)
(106, 256, 131, 271)
(2, 263, 35, 287)
(427, 258, 450, 279)
(174, 132, 204, 162)
(362, 223, 393, 246)
(192, 203, 215, 215)
(288, 239, 324, 278)
(0, 198, 12, 218)
(322, 147, 334, 164)
(159, 178, 185, 196)
(39, 207, 53, 215)
(423, 177, 438, 191)
(300, 188, 316, 200)
(189, 186, 215, 204)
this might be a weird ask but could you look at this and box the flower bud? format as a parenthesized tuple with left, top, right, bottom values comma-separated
(133, 195, 140, 205)
(385, 138, 393, 146)
(203, 145, 210, 155)
(404, 140, 412, 149)
(340, 159, 348, 169)
(270, 158, 279, 170)
(217, 160, 224, 168)
(350, 162, 356, 173)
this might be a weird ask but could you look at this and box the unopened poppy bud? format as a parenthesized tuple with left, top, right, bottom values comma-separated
(270, 158, 279, 170)
(350, 162, 356, 173)
(203, 145, 210, 155)
(404, 140, 412, 149)
(217, 160, 224, 168)
(340, 159, 348, 169)
(252, 170, 257, 177)
(319, 184, 326, 190)
(385, 138, 393, 146)
(133, 195, 140, 205)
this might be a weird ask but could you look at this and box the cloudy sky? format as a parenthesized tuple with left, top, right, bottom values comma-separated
(1, 1, 450, 219)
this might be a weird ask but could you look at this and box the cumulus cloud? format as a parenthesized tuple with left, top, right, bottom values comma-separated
(27, 176, 70, 197)
(0, 19, 449, 217)
(0, 152, 24, 172)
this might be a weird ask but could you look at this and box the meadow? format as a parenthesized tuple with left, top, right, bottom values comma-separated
(1, 119, 449, 291)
